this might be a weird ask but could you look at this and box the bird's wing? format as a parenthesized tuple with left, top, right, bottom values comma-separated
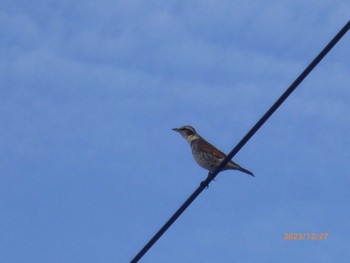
(196, 139, 227, 159)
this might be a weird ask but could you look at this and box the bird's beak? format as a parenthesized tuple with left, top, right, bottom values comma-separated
(172, 128, 179, 132)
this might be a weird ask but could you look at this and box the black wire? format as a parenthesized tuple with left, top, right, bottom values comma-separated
(131, 20, 350, 263)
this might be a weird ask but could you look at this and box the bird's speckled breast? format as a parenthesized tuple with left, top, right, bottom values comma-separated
(190, 140, 221, 171)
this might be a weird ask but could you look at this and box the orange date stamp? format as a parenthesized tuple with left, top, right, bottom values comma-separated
(284, 233, 329, 240)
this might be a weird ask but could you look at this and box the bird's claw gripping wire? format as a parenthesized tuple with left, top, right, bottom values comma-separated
(201, 172, 216, 189)
(200, 181, 208, 189)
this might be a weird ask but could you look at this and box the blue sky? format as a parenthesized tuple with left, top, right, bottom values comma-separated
(1, 1, 349, 262)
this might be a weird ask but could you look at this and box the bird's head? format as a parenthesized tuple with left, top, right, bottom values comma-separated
(172, 125, 200, 142)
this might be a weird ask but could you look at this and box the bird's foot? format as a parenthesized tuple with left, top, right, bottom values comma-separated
(200, 181, 209, 189)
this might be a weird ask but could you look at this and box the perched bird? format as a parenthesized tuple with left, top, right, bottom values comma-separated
(172, 125, 254, 176)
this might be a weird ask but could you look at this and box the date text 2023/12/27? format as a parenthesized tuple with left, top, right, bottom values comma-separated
(284, 233, 329, 240)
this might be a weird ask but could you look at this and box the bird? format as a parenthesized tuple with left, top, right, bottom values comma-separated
(172, 125, 254, 176)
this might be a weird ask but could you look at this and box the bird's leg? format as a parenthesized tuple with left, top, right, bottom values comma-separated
(200, 172, 216, 189)
(208, 171, 216, 181)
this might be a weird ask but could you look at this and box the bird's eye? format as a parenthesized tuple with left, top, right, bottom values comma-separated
(186, 130, 194, 136)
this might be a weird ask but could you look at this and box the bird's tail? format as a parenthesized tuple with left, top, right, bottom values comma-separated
(228, 161, 254, 177)
(237, 166, 254, 177)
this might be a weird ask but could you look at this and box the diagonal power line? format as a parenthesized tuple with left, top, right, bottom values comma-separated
(131, 20, 350, 263)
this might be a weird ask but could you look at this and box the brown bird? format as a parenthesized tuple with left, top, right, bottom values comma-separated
(172, 125, 254, 176)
